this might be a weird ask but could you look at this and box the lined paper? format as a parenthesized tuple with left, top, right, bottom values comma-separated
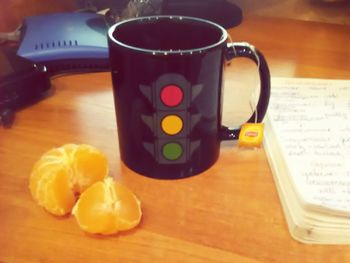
(268, 78, 350, 213)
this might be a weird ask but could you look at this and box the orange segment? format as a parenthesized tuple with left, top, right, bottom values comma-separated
(71, 144, 109, 193)
(72, 177, 142, 235)
(30, 162, 74, 216)
(110, 180, 142, 231)
(43, 167, 76, 216)
(29, 144, 108, 216)
(72, 181, 115, 234)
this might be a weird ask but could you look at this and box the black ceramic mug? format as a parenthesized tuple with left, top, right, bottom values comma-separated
(108, 16, 270, 179)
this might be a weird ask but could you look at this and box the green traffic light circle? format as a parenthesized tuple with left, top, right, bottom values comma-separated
(162, 142, 183, 160)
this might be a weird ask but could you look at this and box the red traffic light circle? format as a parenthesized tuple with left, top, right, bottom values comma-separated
(160, 85, 184, 107)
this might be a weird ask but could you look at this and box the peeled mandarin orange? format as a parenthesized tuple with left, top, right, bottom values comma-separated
(29, 144, 108, 216)
(72, 177, 142, 235)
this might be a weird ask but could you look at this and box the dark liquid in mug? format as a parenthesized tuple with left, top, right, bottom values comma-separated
(112, 17, 224, 52)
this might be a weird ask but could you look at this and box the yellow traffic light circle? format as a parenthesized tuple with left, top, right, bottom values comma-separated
(161, 114, 183, 135)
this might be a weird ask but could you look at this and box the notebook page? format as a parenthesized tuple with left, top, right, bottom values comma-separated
(267, 78, 350, 213)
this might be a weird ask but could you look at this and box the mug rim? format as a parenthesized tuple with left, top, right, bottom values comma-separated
(108, 15, 228, 56)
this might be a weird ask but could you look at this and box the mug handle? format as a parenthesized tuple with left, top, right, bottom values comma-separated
(220, 42, 271, 141)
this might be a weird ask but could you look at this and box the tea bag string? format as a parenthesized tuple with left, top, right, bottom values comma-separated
(251, 44, 260, 124)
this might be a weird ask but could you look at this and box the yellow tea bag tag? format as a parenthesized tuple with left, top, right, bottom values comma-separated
(238, 123, 264, 148)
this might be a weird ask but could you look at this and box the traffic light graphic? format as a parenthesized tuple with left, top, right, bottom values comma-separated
(140, 73, 203, 164)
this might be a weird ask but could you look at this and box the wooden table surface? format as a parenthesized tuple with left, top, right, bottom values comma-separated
(1, 16, 350, 263)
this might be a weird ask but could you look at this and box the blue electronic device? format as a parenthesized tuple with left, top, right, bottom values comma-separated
(17, 12, 110, 74)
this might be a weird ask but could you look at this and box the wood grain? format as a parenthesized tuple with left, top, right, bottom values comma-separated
(1, 16, 350, 263)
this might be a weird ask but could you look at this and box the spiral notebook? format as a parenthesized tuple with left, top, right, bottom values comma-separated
(264, 78, 350, 244)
